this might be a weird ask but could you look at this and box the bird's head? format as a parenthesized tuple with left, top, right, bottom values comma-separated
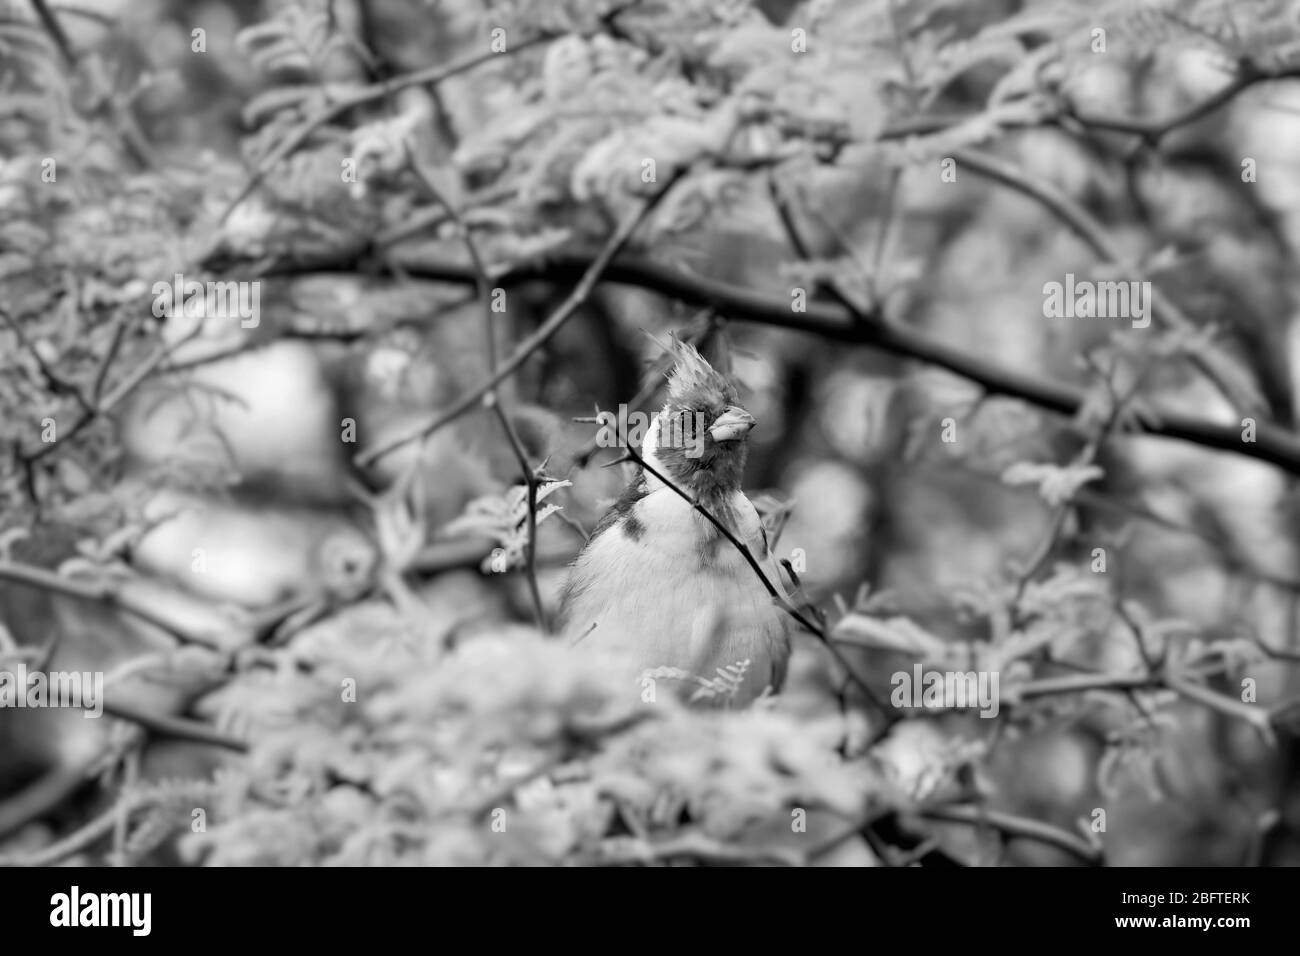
(643, 336, 756, 503)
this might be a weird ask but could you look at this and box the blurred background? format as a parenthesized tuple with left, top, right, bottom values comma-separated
(1, 0, 1300, 866)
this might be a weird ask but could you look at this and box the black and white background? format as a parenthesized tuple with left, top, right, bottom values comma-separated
(0, 0, 1296, 908)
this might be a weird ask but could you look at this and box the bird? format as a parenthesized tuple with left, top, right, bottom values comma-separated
(558, 335, 792, 707)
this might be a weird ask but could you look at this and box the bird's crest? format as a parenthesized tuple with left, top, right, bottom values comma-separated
(663, 333, 734, 408)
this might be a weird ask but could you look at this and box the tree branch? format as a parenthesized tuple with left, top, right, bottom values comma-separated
(219, 31, 558, 224)
(304, 251, 1300, 479)
(354, 168, 688, 468)
(101, 697, 248, 753)
(919, 802, 1103, 865)
(0, 560, 224, 650)
(1064, 60, 1292, 145)
(952, 146, 1268, 418)
(400, 141, 548, 633)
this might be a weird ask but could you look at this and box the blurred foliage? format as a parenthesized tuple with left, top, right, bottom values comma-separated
(2, 0, 1300, 867)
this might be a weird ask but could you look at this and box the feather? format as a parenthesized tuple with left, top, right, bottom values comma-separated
(561, 337, 792, 706)
(665, 334, 735, 410)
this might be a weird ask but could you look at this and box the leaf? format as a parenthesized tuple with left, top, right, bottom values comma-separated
(688, 659, 752, 704)
(1001, 460, 1104, 506)
(444, 478, 573, 573)
(832, 612, 950, 658)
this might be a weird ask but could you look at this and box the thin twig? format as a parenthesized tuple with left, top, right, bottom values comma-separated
(617, 440, 886, 712)
(22, 318, 204, 465)
(90, 310, 132, 404)
(27, 0, 153, 167)
(876, 62, 1300, 148)
(219, 32, 558, 223)
(1065, 59, 1276, 145)
(400, 141, 548, 632)
(1010, 659, 1291, 742)
(27, 0, 75, 63)
(933, 455, 1300, 595)
(592, 830, 801, 866)
(1015, 671, 1161, 698)
(571, 313, 713, 469)
(102, 698, 249, 753)
(0, 763, 96, 841)
(356, 166, 689, 469)
(374, 181, 519, 249)
(952, 146, 1265, 417)
(1010, 358, 1139, 623)
(0, 798, 118, 867)
(919, 802, 1103, 865)
(0, 560, 224, 649)
(1166, 673, 1276, 745)
(339, 251, 1300, 480)
(0, 306, 92, 412)
(766, 173, 877, 325)
(489, 398, 547, 631)
(552, 509, 591, 544)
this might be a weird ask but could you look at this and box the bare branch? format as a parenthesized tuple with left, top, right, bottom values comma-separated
(341, 251, 1300, 479)
(102, 697, 249, 753)
(219, 32, 557, 224)
(0, 560, 223, 650)
(1065, 60, 1284, 145)
(400, 141, 548, 632)
(952, 146, 1265, 417)
(919, 803, 1104, 865)
(356, 167, 688, 468)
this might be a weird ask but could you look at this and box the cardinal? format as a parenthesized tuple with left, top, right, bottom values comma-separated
(559, 336, 792, 706)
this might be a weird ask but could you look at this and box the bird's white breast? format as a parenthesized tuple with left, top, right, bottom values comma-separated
(562, 488, 791, 706)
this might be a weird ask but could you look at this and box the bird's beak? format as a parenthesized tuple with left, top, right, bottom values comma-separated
(709, 405, 756, 442)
